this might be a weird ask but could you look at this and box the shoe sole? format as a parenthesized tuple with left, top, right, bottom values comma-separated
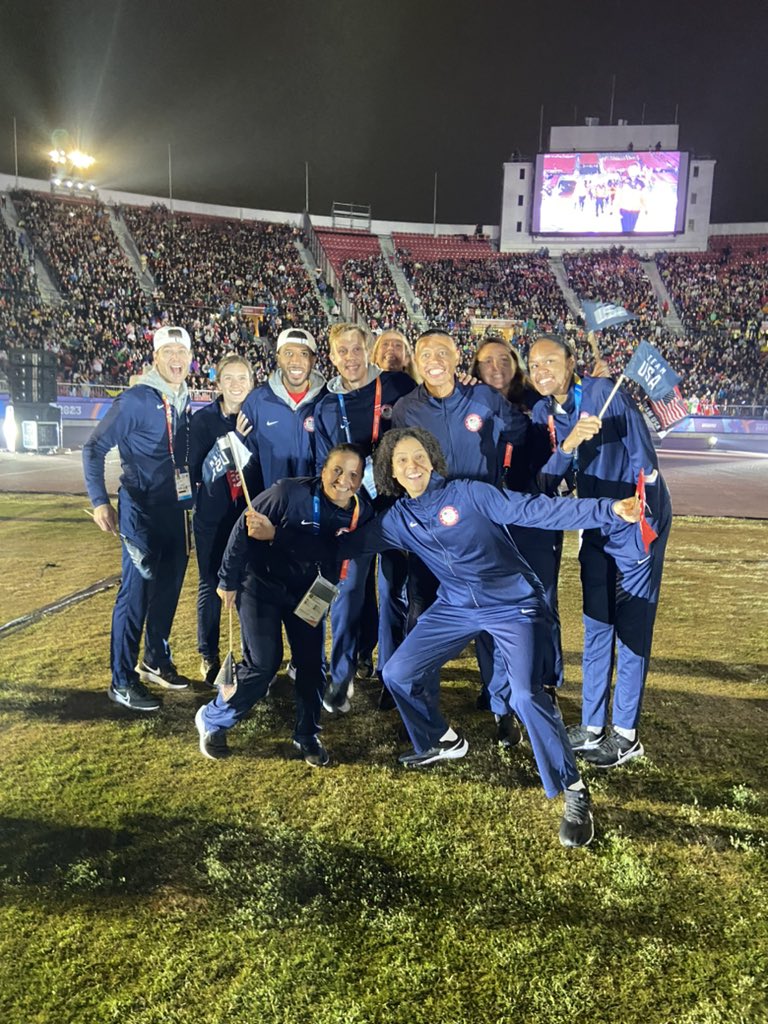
(590, 743, 645, 769)
(107, 688, 161, 712)
(139, 667, 189, 690)
(559, 811, 595, 848)
(400, 739, 469, 767)
(195, 707, 230, 760)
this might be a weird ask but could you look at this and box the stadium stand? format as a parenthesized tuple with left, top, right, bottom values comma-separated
(0, 188, 766, 411)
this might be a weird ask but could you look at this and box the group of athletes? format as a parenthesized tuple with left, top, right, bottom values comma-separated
(83, 318, 670, 849)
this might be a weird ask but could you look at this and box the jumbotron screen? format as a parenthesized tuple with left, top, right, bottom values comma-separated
(532, 150, 689, 235)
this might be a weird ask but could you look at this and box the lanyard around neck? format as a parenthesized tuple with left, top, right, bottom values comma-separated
(336, 376, 382, 446)
(162, 396, 189, 469)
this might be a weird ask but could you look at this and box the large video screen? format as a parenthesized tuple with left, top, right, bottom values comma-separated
(532, 151, 689, 235)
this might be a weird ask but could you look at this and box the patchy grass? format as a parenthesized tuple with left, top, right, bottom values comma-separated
(0, 500, 767, 1024)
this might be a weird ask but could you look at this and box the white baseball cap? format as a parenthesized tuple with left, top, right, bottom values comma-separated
(276, 327, 317, 354)
(153, 325, 192, 351)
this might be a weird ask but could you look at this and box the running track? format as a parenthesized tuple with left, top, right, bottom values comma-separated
(1, 434, 766, 518)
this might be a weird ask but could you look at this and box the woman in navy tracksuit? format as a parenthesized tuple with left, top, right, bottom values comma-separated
(194, 443, 373, 767)
(338, 427, 643, 848)
(528, 334, 672, 768)
(188, 355, 254, 685)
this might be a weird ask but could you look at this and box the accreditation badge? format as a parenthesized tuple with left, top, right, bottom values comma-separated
(294, 573, 340, 627)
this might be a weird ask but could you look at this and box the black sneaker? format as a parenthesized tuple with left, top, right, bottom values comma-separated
(567, 724, 606, 751)
(398, 733, 469, 768)
(356, 658, 375, 680)
(495, 713, 523, 748)
(293, 736, 330, 768)
(139, 661, 190, 690)
(194, 706, 231, 760)
(559, 786, 595, 848)
(322, 681, 350, 714)
(581, 728, 644, 769)
(200, 657, 221, 687)
(108, 681, 161, 712)
(377, 685, 397, 711)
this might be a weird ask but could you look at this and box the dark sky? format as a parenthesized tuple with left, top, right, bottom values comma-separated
(0, 0, 766, 225)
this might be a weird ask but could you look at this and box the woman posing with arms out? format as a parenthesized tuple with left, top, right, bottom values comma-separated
(337, 427, 641, 848)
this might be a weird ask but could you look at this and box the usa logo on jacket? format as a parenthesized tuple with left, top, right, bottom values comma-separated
(438, 505, 460, 527)
(464, 413, 483, 432)
(304, 416, 315, 432)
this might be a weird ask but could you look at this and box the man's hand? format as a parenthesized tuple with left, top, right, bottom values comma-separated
(561, 415, 602, 454)
(246, 509, 276, 541)
(612, 495, 642, 523)
(216, 587, 237, 610)
(236, 411, 252, 437)
(92, 503, 118, 536)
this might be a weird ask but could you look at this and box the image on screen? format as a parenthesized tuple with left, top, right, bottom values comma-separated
(533, 151, 688, 235)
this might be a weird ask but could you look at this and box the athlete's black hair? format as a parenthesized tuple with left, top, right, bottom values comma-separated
(373, 427, 449, 498)
(529, 332, 576, 358)
(323, 442, 366, 469)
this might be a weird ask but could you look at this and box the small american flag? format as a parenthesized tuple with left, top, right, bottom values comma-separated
(648, 385, 689, 430)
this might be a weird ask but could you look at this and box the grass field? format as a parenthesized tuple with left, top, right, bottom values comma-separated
(0, 494, 767, 1024)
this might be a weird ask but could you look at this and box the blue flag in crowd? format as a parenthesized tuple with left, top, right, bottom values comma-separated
(202, 432, 252, 493)
(624, 341, 682, 401)
(582, 300, 639, 333)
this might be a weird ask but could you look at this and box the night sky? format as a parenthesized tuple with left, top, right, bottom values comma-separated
(0, 0, 766, 225)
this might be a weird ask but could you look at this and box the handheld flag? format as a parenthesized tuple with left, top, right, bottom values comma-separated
(624, 341, 682, 401)
(582, 300, 639, 333)
(636, 468, 658, 553)
(215, 651, 238, 703)
(202, 432, 253, 500)
(648, 385, 689, 431)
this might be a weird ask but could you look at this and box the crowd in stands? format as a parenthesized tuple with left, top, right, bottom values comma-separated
(398, 252, 571, 362)
(1, 188, 767, 412)
(339, 255, 414, 336)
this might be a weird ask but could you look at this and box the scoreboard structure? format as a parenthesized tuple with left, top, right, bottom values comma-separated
(500, 122, 715, 254)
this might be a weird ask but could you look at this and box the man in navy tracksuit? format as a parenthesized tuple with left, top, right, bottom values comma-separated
(390, 329, 530, 737)
(338, 427, 643, 848)
(528, 335, 672, 768)
(238, 327, 326, 490)
(194, 444, 373, 766)
(189, 354, 254, 686)
(83, 325, 195, 711)
(313, 323, 416, 710)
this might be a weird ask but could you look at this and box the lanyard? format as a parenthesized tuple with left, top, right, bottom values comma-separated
(371, 376, 382, 445)
(339, 495, 360, 581)
(162, 397, 190, 469)
(313, 489, 360, 580)
(336, 376, 383, 446)
(548, 377, 582, 457)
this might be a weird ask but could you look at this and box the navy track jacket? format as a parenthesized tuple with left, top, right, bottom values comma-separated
(219, 477, 374, 601)
(391, 381, 530, 487)
(340, 475, 632, 613)
(83, 383, 191, 508)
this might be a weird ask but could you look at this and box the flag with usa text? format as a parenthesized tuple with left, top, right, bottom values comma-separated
(623, 340, 682, 401)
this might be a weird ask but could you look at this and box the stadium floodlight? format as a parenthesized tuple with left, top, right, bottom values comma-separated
(68, 149, 95, 170)
(52, 177, 61, 186)
(48, 148, 67, 164)
(64, 179, 73, 188)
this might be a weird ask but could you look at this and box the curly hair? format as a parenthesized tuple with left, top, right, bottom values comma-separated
(373, 427, 449, 498)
